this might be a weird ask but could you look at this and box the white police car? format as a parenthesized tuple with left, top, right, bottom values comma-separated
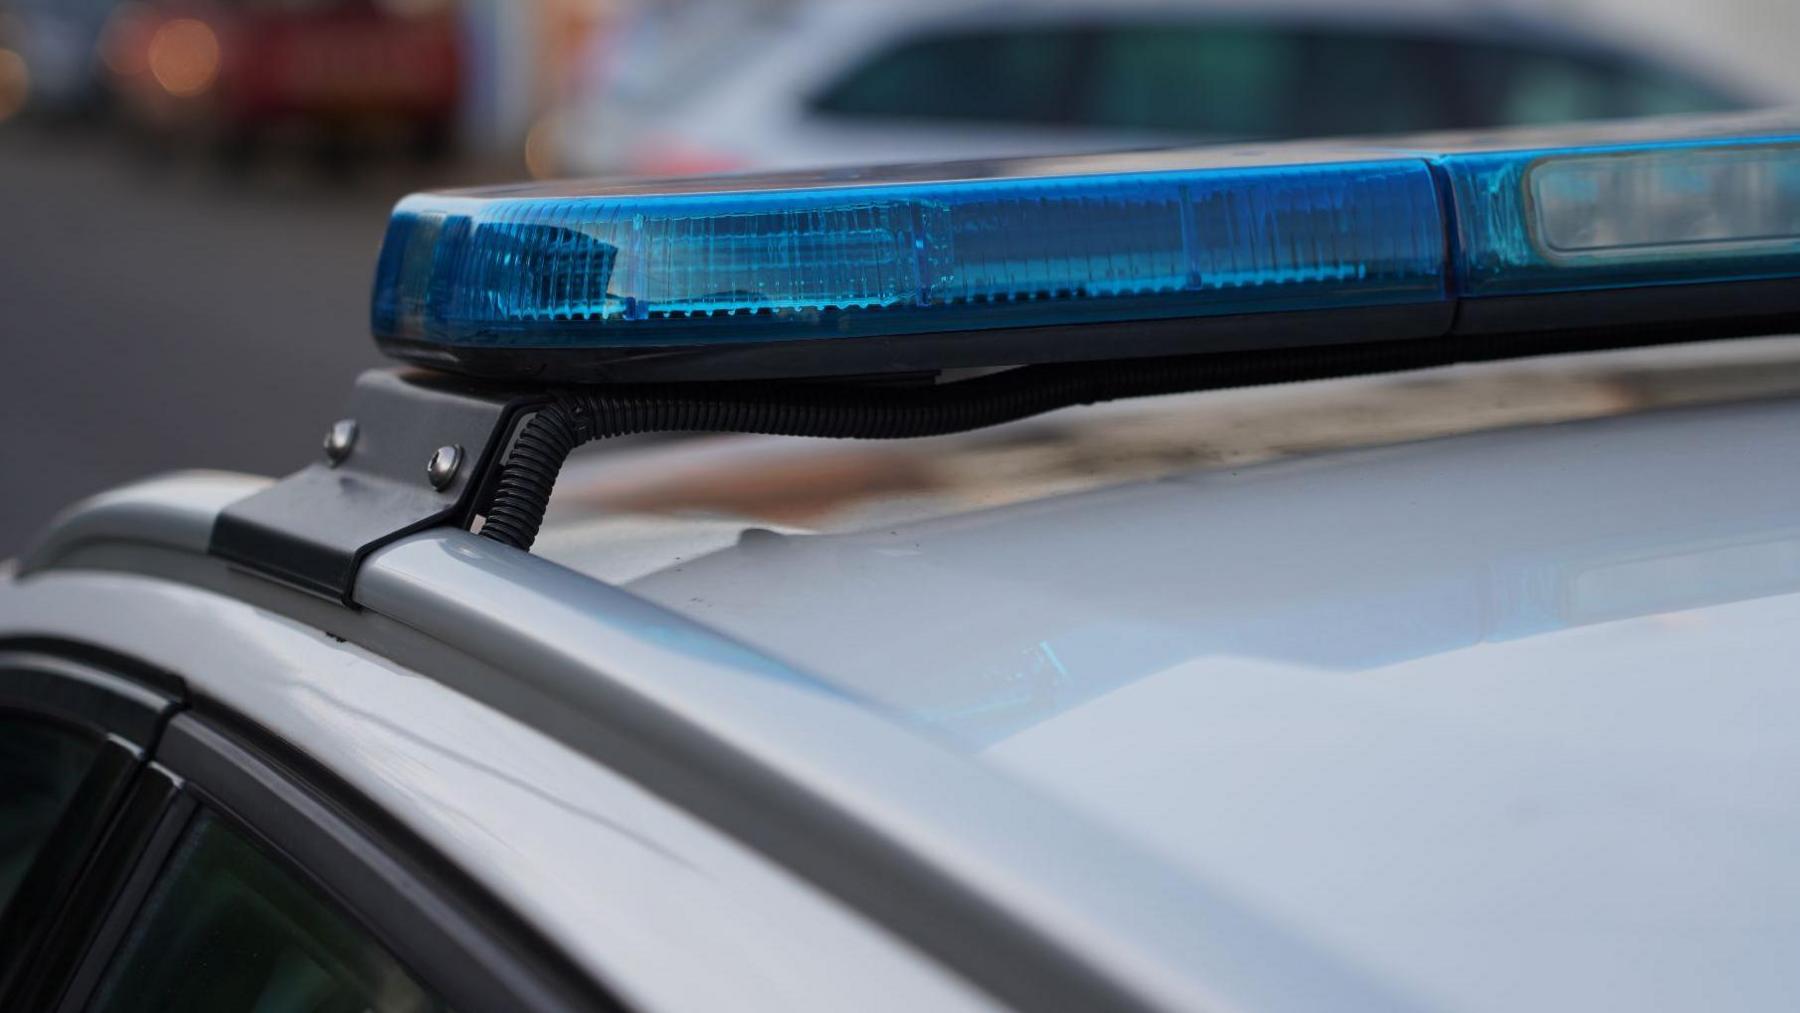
(4, 112, 1800, 1013)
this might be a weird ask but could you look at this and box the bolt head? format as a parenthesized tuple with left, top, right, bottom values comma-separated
(427, 444, 463, 490)
(323, 419, 357, 464)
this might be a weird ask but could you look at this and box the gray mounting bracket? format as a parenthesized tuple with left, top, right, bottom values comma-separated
(208, 369, 550, 605)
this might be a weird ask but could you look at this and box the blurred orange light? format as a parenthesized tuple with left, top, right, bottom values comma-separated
(0, 49, 28, 123)
(148, 19, 221, 98)
(524, 116, 560, 180)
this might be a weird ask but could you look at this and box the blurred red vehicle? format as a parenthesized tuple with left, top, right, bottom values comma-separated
(102, 0, 461, 162)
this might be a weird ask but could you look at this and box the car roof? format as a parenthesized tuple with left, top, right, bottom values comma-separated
(538, 340, 1800, 1012)
(15, 489, 1404, 1012)
(0, 546, 996, 1013)
(16, 341, 1800, 1010)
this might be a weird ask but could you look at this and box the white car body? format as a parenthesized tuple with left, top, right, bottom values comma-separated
(7, 337, 1800, 1011)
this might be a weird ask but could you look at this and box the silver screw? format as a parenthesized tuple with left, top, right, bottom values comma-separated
(427, 445, 463, 490)
(323, 419, 357, 465)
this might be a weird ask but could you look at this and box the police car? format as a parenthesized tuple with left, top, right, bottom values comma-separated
(4, 112, 1800, 1012)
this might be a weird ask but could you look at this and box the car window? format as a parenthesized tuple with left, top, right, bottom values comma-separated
(1061, 23, 1737, 139)
(1286, 31, 1481, 135)
(1085, 25, 1307, 137)
(1455, 43, 1734, 125)
(87, 811, 444, 1013)
(813, 27, 1086, 125)
(0, 714, 100, 915)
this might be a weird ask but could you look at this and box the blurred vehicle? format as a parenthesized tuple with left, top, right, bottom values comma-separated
(0, 0, 120, 119)
(101, 0, 461, 163)
(549, 0, 1765, 176)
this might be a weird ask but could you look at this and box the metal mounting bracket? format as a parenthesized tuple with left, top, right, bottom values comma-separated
(208, 369, 550, 605)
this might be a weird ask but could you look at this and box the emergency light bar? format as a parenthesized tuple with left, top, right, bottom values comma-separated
(371, 113, 1800, 382)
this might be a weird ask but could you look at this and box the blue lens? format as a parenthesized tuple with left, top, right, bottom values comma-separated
(371, 114, 1800, 379)
(371, 157, 1448, 349)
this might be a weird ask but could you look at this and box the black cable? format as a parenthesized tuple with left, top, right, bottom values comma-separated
(477, 336, 1468, 550)
(475, 315, 1788, 551)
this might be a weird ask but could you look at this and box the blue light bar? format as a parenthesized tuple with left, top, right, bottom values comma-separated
(374, 157, 1447, 350)
(371, 113, 1800, 381)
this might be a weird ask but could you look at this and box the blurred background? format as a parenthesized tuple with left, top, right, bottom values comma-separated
(0, 0, 1796, 554)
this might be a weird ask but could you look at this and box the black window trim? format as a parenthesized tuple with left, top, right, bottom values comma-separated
(0, 645, 183, 1009)
(0, 646, 177, 747)
(55, 708, 623, 1013)
(42, 767, 193, 1011)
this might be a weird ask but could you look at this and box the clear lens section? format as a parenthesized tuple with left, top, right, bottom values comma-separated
(1445, 136, 1800, 296)
(371, 161, 1447, 347)
(1531, 146, 1800, 258)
